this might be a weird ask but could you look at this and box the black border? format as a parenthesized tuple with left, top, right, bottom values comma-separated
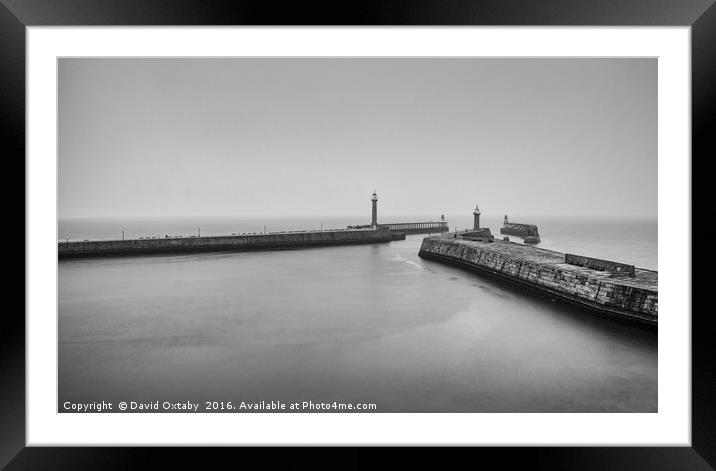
(3, 1, 715, 469)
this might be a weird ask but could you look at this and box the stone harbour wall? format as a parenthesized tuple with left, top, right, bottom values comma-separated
(500, 223, 540, 237)
(59, 227, 395, 259)
(419, 236, 657, 325)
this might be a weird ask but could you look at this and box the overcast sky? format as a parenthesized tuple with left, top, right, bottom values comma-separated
(58, 58, 656, 220)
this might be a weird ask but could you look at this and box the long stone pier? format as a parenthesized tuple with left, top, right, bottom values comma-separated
(59, 226, 398, 259)
(418, 233, 657, 326)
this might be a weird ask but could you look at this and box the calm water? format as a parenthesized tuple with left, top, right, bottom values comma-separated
(58, 217, 657, 412)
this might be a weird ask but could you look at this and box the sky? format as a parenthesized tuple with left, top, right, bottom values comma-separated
(58, 58, 656, 220)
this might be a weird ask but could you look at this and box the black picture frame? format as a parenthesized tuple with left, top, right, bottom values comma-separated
(2, 1, 714, 469)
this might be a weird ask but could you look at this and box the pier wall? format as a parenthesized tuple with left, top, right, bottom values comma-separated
(418, 237, 657, 325)
(59, 227, 394, 259)
(565, 253, 636, 277)
(500, 223, 540, 238)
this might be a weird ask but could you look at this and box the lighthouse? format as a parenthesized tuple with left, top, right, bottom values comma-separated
(473, 204, 481, 230)
(371, 191, 379, 227)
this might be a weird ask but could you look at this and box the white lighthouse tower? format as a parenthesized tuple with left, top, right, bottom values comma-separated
(473, 204, 481, 230)
(371, 191, 379, 227)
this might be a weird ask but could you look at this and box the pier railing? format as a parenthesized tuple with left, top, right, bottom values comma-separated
(386, 221, 448, 232)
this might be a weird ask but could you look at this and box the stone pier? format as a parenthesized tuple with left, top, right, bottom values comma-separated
(419, 233, 657, 326)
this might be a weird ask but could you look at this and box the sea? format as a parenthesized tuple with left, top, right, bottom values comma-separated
(58, 216, 657, 412)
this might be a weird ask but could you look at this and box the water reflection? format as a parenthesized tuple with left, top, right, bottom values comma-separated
(59, 234, 656, 412)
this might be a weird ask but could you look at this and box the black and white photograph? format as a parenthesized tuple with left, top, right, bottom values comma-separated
(4, 0, 713, 465)
(57, 56, 658, 414)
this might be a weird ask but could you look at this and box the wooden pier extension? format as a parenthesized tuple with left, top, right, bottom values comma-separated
(385, 221, 449, 235)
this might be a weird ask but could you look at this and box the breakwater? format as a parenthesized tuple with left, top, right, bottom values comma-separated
(501, 221, 540, 243)
(418, 234, 657, 326)
(59, 226, 396, 259)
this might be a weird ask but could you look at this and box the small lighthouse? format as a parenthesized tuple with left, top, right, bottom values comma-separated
(473, 204, 481, 230)
(504, 214, 509, 226)
(371, 191, 379, 227)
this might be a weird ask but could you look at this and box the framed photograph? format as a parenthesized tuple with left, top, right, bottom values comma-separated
(4, 0, 714, 468)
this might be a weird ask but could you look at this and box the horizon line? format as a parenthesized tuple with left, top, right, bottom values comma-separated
(58, 213, 659, 220)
